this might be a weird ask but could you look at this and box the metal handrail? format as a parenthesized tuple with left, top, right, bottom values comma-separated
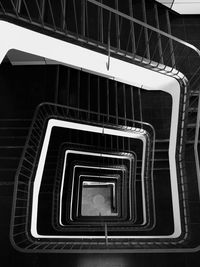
(11, 102, 156, 251)
(86, 0, 200, 205)
(87, 0, 200, 57)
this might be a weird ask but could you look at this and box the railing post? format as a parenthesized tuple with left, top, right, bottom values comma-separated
(194, 90, 200, 200)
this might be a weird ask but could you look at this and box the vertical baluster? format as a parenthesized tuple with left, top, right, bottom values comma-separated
(100, 0, 104, 43)
(115, 82, 118, 125)
(17, 0, 22, 13)
(130, 85, 135, 123)
(123, 84, 127, 126)
(81, 0, 86, 36)
(166, 9, 176, 67)
(77, 70, 80, 117)
(106, 11, 112, 70)
(47, 0, 56, 31)
(40, 0, 45, 23)
(10, 0, 19, 17)
(85, 0, 89, 40)
(73, 0, 78, 37)
(87, 73, 91, 121)
(21, 0, 32, 22)
(154, 3, 164, 64)
(142, 0, 150, 59)
(129, 0, 136, 55)
(138, 87, 143, 125)
(115, 0, 120, 50)
(97, 76, 101, 122)
(55, 66, 60, 104)
(66, 68, 70, 107)
(107, 79, 110, 123)
(35, 0, 44, 27)
(60, 0, 66, 31)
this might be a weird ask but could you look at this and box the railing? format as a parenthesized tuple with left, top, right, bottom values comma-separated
(194, 90, 200, 199)
(11, 102, 156, 252)
(0, 0, 199, 251)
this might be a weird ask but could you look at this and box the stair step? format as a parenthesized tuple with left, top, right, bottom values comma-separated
(0, 158, 20, 169)
(187, 123, 196, 129)
(0, 169, 17, 182)
(190, 90, 200, 96)
(154, 151, 168, 160)
(188, 107, 198, 113)
(0, 119, 31, 127)
(0, 147, 23, 157)
(0, 128, 29, 136)
(186, 140, 194, 144)
(0, 137, 26, 146)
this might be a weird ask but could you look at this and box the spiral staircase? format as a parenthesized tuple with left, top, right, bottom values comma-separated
(0, 0, 199, 253)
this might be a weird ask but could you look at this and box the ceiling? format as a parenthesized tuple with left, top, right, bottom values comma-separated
(156, 0, 200, 14)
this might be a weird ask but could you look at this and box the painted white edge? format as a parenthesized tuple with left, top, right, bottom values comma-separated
(0, 21, 179, 92)
(31, 121, 147, 238)
(71, 166, 124, 221)
(77, 171, 124, 219)
(60, 152, 137, 226)
(155, 0, 200, 14)
(0, 21, 181, 240)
